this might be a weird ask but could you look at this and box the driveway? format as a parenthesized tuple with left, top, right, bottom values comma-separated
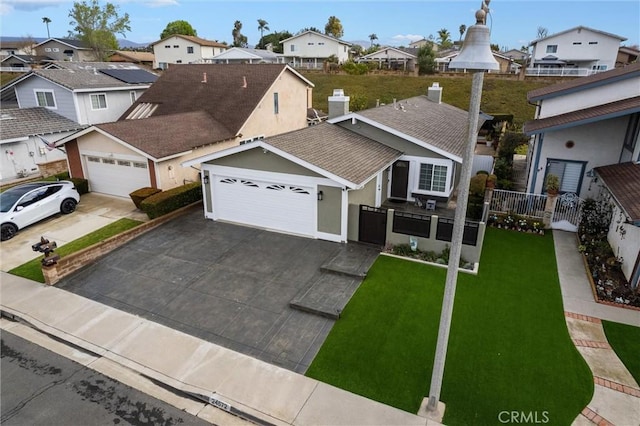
(57, 209, 379, 373)
(0, 193, 148, 271)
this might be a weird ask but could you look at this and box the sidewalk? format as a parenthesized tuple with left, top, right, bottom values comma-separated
(0, 272, 435, 426)
(553, 230, 640, 425)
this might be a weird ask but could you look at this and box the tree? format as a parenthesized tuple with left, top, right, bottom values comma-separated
(17, 35, 36, 55)
(68, 0, 131, 61)
(490, 43, 500, 52)
(536, 26, 548, 39)
(298, 27, 322, 34)
(368, 33, 378, 48)
(42, 17, 51, 38)
(257, 19, 269, 42)
(458, 24, 466, 42)
(417, 43, 436, 75)
(231, 20, 248, 47)
(160, 20, 197, 39)
(437, 28, 452, 49)
(258, 30, 291, 53)
(324, 16, 343, 39)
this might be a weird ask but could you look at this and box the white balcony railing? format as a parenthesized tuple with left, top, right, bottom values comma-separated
(525, 67, 605, 77)
(0, 66, 31, 72)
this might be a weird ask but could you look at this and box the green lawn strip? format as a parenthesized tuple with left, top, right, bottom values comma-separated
(306, 228, 593, 425)
(602, 320, 640, 384)
(8, 218, 142, 283)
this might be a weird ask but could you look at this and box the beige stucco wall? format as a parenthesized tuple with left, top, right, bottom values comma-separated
(238, 70, 310, 140)
(347, 178, 377, 206)
(317, 185, 342, 235)
(80, 132, 144, 156)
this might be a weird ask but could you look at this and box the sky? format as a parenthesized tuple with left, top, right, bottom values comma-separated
(1, 0, 638, 51)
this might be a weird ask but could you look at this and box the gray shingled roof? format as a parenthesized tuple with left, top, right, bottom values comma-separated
(528, 62, 640, 101)
(356, 95, 475, 159)
(524, 96, 640, 135)
(594, 162, 640, 222)
(0, 107, 86, 141)
(46, 61, 145, 70)
(266, 123, 401, 186)
(96, 111, 233, 159)
(31, 69, 151, 90)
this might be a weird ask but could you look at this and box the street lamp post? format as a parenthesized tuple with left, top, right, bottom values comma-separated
(426, 1, 499, 416)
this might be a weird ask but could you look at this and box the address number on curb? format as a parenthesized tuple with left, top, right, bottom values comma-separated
(208, 394, 232, 412)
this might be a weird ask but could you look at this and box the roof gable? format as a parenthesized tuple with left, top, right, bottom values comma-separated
(121, 63, 312, 136)
(26, 69, 151, 91)
(151, 34, 227, 48)
(529, 26, 627, 46)
(281, 31, 352, 46)
(35, 38, 90, 50)
(360, 47, 417, 60)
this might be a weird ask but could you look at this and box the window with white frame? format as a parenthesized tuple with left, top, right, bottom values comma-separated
(290, 44, 296, 52)
(419, 163, 447, 192)
(90, 93, 107, 110)
(35, 90, 56, 108)
(546, 44, 558, 53)
(187, 46, 194, 53)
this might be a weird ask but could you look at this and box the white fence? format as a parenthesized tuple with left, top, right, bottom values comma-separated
(551, 193, 585, 232)
(525, 67, 604, 77)
(0, 66, 31, 72)
(489, 189, 547, 219)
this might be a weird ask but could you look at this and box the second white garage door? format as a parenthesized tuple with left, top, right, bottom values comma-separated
(85, 155, 151, 198)
(213, 176, 315, 237)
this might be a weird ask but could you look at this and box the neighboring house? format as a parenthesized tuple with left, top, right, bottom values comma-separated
(436, 50, 518, 73)
(0, 65, 157, 125)
(0, 107, 85, 181)
(108, 50, 155, 68)
(592, 162, 640, 289)
(523, 62, 640, 199)
(1, 54, 51, 71)
(357, 47, 417, 71)
(502, 49, 528, 62)
(151, 35, 227, 69)
(281, 31, 352, 68)
(33, 38, 97, 62)
(616, 46, 640, 68)
(527, 26, 626, 76)
(409, 38, 439, 52)
(202, 47, 285, 64)
(181, 83, 486, 247)
(55, 64, 314, 197)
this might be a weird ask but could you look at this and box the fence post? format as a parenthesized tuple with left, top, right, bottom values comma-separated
(543, 194, 558, 228)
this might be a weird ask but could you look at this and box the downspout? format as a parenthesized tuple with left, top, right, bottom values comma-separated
(530, 133, 544, 193)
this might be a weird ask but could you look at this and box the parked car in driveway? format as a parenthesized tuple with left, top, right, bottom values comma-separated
(0, 181, 80, 241)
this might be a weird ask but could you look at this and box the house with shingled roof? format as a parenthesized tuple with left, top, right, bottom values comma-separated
(523, 62, 640, 287)
(54, 63, 314, 198)
(0, 65, 157, 125)
(281, 30, 352, 69)
(181, 83, 489, 264)
(151, 34, 228, 69)
(33, 38, 97, 62)
(0, 107, 86, 181)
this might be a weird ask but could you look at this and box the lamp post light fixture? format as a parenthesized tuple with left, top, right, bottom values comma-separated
(426, 1, 499, 416)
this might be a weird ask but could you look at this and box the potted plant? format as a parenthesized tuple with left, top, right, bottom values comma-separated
(545, 174, 560, 196)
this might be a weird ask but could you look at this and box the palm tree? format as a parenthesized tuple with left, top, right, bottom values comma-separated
(458, 24, 466, 42)
(437, 28, 452, 48)
(257, 19, 269, 41)
(368, 33, 378, 48)
(42, 17, 51, 38)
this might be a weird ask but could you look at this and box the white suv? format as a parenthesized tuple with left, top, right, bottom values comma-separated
(0, 181, 80, 241)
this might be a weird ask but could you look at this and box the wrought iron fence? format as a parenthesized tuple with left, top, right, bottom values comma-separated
(489, 189, 547, 219)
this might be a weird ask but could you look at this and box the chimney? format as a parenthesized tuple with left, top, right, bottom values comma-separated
(242, 76, 247, 88)
(328, 89, 350, 119)
(201, 72, 207, 83)
(427, 82, 442, 104)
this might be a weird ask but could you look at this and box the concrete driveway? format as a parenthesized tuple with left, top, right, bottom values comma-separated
(0, 193, 148, 271)
(57, 209, 378, 373)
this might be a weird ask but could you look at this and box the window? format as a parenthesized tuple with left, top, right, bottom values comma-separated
(290, 44, 296, 52)
(173, 45, 179, 48)
(591, 64, 607, 71)
(318, 42, 324, 45)
(45, 47, 51, 52)
(52, 48, 59, 52)
(117, 160, 131, 167)
(130, 91, 137, 104)
(35, 90, 56, 108)
(546, 160, 585, 194)
(419, 164, 447, 192)
(546, 45, 558, 53)
(187, 46, 194, 54)
(572, 42, 582, 45)
(589, 41, 598, 45)
(623, 113, 640, 151)
(133, 162, 147, 169)
(308, 42, 314, 45)
(176, 60, 182, 64)
(165, 45, 171, 48)
(90, 93, 107, 110)
(273, 92, 279, 114)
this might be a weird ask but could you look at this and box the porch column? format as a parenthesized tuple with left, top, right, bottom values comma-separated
(543, 193, 557, 228)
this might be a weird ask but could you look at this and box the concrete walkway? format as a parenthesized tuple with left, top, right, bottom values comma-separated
(0, 272, 436, 426)
(553, 230, 640, 425)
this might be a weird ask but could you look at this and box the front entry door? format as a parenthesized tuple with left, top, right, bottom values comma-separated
(390, 160, 410, 199)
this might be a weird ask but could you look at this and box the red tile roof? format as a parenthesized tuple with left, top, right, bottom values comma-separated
(594, 162, 640, 222)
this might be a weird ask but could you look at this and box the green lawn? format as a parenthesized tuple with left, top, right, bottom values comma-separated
(602, 320, 640, 384)
(9, 218, 142, 283)
(306, 228, 593, 425)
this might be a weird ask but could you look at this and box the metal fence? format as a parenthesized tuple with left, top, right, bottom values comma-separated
(489, 189, 547, 219)
(524, 67, 605, 77)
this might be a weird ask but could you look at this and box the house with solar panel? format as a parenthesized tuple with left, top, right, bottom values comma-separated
(0, 62, 158, 125)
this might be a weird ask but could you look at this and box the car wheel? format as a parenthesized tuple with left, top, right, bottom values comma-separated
(60, 198, 77, 214)
(1, 223, 18, 241)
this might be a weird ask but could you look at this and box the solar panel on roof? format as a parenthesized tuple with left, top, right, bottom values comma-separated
(99, 68, 158, 84)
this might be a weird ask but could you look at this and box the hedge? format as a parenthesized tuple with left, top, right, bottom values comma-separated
(140, 182, 202, 219)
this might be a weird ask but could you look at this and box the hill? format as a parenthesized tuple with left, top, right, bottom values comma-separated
(300, 72, 553, 128)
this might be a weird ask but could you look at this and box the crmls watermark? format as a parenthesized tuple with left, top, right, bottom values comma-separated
(498, 411, 550, 424)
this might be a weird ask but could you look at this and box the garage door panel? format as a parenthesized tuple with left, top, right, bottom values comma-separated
(213, 176, 315, 236)
(85, 155, 150, 197)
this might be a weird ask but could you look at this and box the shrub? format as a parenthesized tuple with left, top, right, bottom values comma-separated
(129, 187, 162, 209)
(140, 182, 202, 219)
(70, 177, 89, 194)
(350, 93, 369, 111)
(342, 60, 369, 75)
(469, 174, 487, 196)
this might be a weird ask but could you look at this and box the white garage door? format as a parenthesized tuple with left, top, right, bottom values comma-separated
(213, 176, 315, 236)
(85, 155, 151, 197)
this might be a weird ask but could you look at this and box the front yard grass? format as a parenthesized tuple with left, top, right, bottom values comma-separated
(9, 218, 142, 283)
(306, 228, 593, 425)
(602, 320, 640, 384)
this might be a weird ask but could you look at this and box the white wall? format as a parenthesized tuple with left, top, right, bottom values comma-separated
(153, 36, 226, 68)
(0, 133, 71, 180)
(607, 204, 640, 284)
(283, 33, 349, 63)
